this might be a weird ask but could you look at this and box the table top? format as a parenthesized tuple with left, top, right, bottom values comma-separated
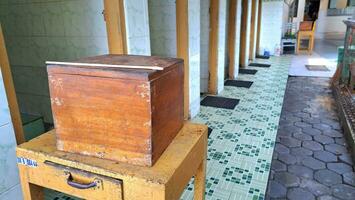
(17, 122, 208, 185)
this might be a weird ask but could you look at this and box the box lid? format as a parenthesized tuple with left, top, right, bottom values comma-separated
(47, 54, 183, 81)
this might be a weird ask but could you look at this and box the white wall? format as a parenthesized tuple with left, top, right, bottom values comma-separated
(0, 71, 22, 199)
(148, 0, 177, 57)
(188, 0, 201, 118)
(282, 1, 290, 36)
(259, 0, 284, 55)
(124, 0, 151, 55)
(216, 0, 228, 93)
(200, 0, 210, 93)
(315, 0, 348, 39)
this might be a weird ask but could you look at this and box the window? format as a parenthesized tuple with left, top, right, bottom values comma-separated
(328, 0, 352, 9)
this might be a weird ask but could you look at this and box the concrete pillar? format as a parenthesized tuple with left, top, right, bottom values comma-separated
(239, 0, 252, 67)
(249, 0, 259, 60)
(227, 0, 242, 79)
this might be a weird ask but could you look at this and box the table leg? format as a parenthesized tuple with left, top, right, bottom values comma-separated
(193, 159, 206, 200)
(296, 33, 300, 54)
(18, 167, 44, 200)
(309, 35, 314, 54)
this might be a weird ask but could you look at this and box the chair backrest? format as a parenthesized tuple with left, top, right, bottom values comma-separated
(299, 21, 316, 32)
(299, 21, 313, 31)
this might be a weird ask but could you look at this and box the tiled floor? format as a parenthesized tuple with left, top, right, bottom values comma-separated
(47, 56, 290, 200)
(181, 57, 290, 200)
(266, 77, 355, 200)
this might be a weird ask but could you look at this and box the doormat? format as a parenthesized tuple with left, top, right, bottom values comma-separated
(239, 69, 257, 75)
(256, 55, 270, 59)
(305, 64, 329, 71)
(225, 80, 253, 88)
(208, 127, 213, 138)
(249, 63, 271, 68)
(201, 96, 240, 110)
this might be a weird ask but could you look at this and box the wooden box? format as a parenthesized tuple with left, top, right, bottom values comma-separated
(47, 55, 184, 166)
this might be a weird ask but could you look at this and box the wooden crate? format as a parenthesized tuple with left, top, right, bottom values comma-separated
(47, 55, 184, 166)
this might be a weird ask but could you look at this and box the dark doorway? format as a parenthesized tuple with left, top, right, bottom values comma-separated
(304, 0, 321, 21)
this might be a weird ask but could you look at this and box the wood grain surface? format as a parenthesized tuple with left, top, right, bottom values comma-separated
(47, 55, 184, 166)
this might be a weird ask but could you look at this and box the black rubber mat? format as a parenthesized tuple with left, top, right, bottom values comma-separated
(200, 96, 240, 110)
(249, 63, 271, 68)
(256, 55, 270, 59)
(239, 69, 257, 75)
(208, 127, 213, 138)
(224, 80, 253, 88)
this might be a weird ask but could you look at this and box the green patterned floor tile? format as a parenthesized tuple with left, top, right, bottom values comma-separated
(181, 56, 290, 200)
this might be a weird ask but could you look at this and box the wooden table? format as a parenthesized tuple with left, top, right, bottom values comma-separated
(16, 123, 207, 200)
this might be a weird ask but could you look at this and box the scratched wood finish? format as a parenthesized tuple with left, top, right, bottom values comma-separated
(47, 55, 184, 166)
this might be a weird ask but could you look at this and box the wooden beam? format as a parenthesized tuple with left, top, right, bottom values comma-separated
(249, 0, 258, 60)
(176, 0, 190, 119)
(256, 0, 262, 55)
(0, 24, 25, 144)
(103, 0, 127, 54)
(208, 0, 219, 94)
(239, 0, 249, 67)
(228, 0, 237, 79)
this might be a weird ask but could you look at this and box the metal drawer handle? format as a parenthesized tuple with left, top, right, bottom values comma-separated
(66, 173, 97, 189)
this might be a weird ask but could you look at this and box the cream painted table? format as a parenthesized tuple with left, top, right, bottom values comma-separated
(16, 123, 207, 200)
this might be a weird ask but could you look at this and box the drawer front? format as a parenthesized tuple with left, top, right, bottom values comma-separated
(25, 161, 123, 200)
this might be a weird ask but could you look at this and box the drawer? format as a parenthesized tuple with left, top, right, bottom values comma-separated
(26, 161, 123, 200)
